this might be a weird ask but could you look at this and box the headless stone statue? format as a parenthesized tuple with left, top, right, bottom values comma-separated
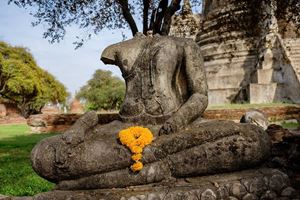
(31, 34, 271, 190)
(101, 33, 208, 134)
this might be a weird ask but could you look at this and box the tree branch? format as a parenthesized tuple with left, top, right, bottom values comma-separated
(143, 0, 150, 34)
(117, 0, 139, 36)
(161, 0, 182, 35)
(153, 0, 169, 34)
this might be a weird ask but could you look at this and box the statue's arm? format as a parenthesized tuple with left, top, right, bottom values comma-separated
(159, 42, 208, 135)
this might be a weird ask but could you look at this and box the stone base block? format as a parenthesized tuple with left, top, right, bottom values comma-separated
(8, 168, 297, 200)
(250, 83, 285, 104)
(208, 88, 240, 104)
(257, 69, 273, 84)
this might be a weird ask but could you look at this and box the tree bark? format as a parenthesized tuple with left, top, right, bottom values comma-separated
(153, 0, 168, 34)
(143, 0, 150, 34)
(161, 0, 182, 35)
(117, 0, 139, 36)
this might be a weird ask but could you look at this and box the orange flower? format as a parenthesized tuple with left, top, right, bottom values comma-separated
(130, 146, 143, 154)
(131, 153, 142, 161)
(131, 161, 143, 172)
(118, 126, 153, 172)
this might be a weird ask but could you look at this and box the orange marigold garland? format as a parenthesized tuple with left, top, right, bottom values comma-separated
(119, 126, 153, 172)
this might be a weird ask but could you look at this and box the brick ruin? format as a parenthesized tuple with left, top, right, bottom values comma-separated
(172, 0, 300, 104)
(0, 101, 21, 117)
(0, 101, 26, 124)
(69, 98, 84, 113)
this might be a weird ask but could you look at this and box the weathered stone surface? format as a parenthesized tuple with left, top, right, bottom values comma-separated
(169, 0, 202, 40)
(230, 183, 247, 199)
(30, 36, 213, 190)
(281, 187, 296, 197)
(31, 110, 271, 190)
(242, 193, 257, 200)
(260, 190, 277, 200)
(10, 168, 296, 200)
(101, 34, 208, 134)
(197, 0, 300, 104)
(265, 125, 300, 190)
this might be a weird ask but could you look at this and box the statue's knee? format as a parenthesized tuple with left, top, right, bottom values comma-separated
(31, 136, 59, 182)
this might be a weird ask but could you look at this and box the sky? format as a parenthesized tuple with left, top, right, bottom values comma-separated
(0, 1, 132, 96)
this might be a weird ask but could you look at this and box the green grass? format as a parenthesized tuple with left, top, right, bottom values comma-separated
(0, 124, 58, 196)
(281, 121, 300, 130)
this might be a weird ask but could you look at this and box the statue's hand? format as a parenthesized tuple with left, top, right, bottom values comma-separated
(159, 121, 178, 136)
(62, 111, 98, 145)
(62, 131, 84, 145)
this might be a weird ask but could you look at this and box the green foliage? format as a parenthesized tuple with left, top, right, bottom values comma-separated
(77, 69, 125, 111)
(0, 124, 57, 196)
(0, 41, 68, 118)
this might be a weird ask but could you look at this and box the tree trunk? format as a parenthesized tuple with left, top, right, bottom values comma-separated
(161, 0, 182, 35)
(18, 104, 30, 119)
(153, 0, 168, 34)
(117, 0, 139, 36)
(143, 0, 150, 34)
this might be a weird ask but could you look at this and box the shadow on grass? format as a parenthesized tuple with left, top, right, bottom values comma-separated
(0, 132, 60, 196)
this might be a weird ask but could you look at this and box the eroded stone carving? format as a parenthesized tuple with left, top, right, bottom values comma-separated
(31, 35, 273, 196)
(101, 34, 208, 134)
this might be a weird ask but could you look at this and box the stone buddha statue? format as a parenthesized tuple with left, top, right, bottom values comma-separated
(31, 34, 271, 191)
(101, 33, 208, 134)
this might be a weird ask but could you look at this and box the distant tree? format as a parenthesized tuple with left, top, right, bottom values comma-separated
(0, 41, 68, 118)
(8, 0, 201, 48)
(76, 69, 125, 111)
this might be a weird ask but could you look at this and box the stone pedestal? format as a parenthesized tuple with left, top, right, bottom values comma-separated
(249, 83, 284, 104)
(8, 168, 296, 200)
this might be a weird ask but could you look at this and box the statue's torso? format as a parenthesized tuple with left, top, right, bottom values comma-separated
(119, 37, 189, 123)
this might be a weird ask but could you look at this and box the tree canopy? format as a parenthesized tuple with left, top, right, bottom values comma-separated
(76, 69, 125, 111)
(0, 41, 68, 118)
(8, 0, 201, 47)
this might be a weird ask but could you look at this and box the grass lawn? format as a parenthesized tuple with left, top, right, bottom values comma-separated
(0, 124, 58, 196)
(281, 121, 300, 130)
